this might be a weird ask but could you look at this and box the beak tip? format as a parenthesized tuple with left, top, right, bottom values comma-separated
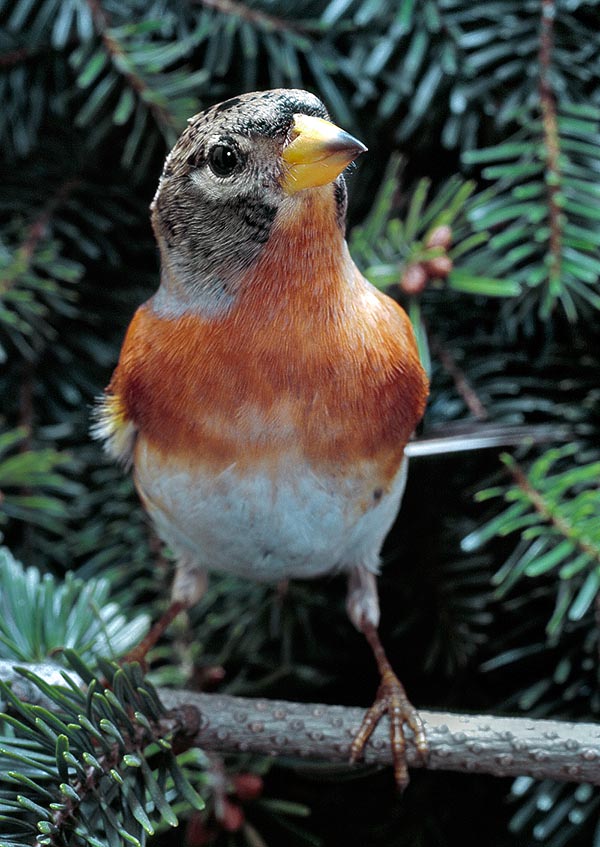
(281, 115, 367, 193)
(339, 130, 367, 159)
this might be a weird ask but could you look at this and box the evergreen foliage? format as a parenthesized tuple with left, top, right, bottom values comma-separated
(0, 0, 599, 845)
(0, 654, 206, 847)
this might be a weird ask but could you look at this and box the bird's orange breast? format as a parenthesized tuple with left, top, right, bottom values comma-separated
(108, 194, 428, 484)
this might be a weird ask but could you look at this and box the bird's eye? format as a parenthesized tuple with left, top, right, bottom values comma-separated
(208, 144, 239, 177)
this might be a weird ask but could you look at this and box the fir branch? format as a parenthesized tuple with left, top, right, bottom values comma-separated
(506, 456, 600, 570)
(1, 661, 599, 787)
(460, 6, 600, 320)
(0, 45, 41, 68)
(17, 361, 33, 445)
(0, 179, 80, 297)
(538, 0, 563, 291)
(196, 0, 311, 34)
(428, 334, 489, 421)
(0, 232, 83, 362)
(27, 703, 201, 847)
(85, 0, 179, 136)
(0, 658, 204, 847)
(0, 549, 149, 662)
(0, 38, 78, 68)
(467, 447, 600, 635)
(596, 593, 600, 664)
(350, 160, 518, 299)
(30, 741, 122, 847)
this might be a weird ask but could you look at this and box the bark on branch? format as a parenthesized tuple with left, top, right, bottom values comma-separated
(160, 689, 600, 785)
(1, 660, 598, 786)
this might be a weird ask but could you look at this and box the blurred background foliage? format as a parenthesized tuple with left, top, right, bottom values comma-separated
(0, 0, 599, 845)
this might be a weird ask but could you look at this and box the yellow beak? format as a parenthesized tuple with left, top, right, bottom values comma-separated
(281, 114, 367, 194)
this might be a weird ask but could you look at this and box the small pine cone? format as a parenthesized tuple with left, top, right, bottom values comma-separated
(400, 262, 428, 294)
(425, 224, 452, 250)
(232, 773, 264, 801)
(221, 799, 245, 832)
(423, 255, 453, 278)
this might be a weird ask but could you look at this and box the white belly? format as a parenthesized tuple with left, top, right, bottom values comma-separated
(134, 439, 407, 583)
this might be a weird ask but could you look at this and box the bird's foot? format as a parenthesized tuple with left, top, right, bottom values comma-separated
(349, 667, 428, 791)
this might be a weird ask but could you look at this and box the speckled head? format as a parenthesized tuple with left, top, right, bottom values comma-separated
(150, 89, 366, 317)
(182, 89, 329, 151)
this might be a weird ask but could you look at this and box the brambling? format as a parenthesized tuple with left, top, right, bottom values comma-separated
(94, 89, 429, 789)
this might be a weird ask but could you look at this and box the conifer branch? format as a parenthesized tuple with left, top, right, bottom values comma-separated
(30, 743, 123, 847)
(0, 46, 42, 68)
(164, 689, 600, 786)
(506, 457, 600, 568)
(539, 0, 563, 291)
(19, 178, 80, 262)
(85, 0, 179, 134)
(1, 661, 598, 788)
(595, 593, 600, 663)
(26, 702, 200, 847)
(429, 334, 489, 421)
(196, 0, 311, 34)
(0, 178, 80, 296)
(0, 38, 79, 67)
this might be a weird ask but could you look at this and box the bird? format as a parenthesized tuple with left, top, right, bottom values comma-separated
(93, 88, 430, 789)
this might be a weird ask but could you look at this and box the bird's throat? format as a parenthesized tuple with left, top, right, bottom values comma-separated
(237, 184, 353, 317)
(154, 182, 352, 321)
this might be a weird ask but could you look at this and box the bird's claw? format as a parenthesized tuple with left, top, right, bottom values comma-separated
(349, 668, 428, 791)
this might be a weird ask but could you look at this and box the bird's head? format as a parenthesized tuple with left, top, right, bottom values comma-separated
(150, 89, 366, 316)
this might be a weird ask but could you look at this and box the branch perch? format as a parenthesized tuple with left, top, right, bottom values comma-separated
(1, 661, 598, 786)
(161, 689, 600, 785)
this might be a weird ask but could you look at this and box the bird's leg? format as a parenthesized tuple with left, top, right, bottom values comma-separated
(346, 566, 428, 790)
(122, 555, 207, 666)
(353, 621, 429, 789)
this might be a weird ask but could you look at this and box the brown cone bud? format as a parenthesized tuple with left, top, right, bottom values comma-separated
(423, 255, 453, 278)
(232, 773, 264, 801)
(221, 800, 245, 832)
(400, 263, 428, 294)
(425, 224, 452, 250)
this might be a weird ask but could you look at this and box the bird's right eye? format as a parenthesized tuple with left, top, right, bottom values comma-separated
(208, 144, 239, 177)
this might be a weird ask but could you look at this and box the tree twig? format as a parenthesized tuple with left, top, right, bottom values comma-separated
(196, 0, 312, 34)
(507, 457, 600, 567)
(0, 178, 80, 297)
(539, 0, 563, 290)
(0, 45, 41, 67)
(86, 0, 179, 135)
(428, 334, 489, 421)
(1, 660, 598, 786)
